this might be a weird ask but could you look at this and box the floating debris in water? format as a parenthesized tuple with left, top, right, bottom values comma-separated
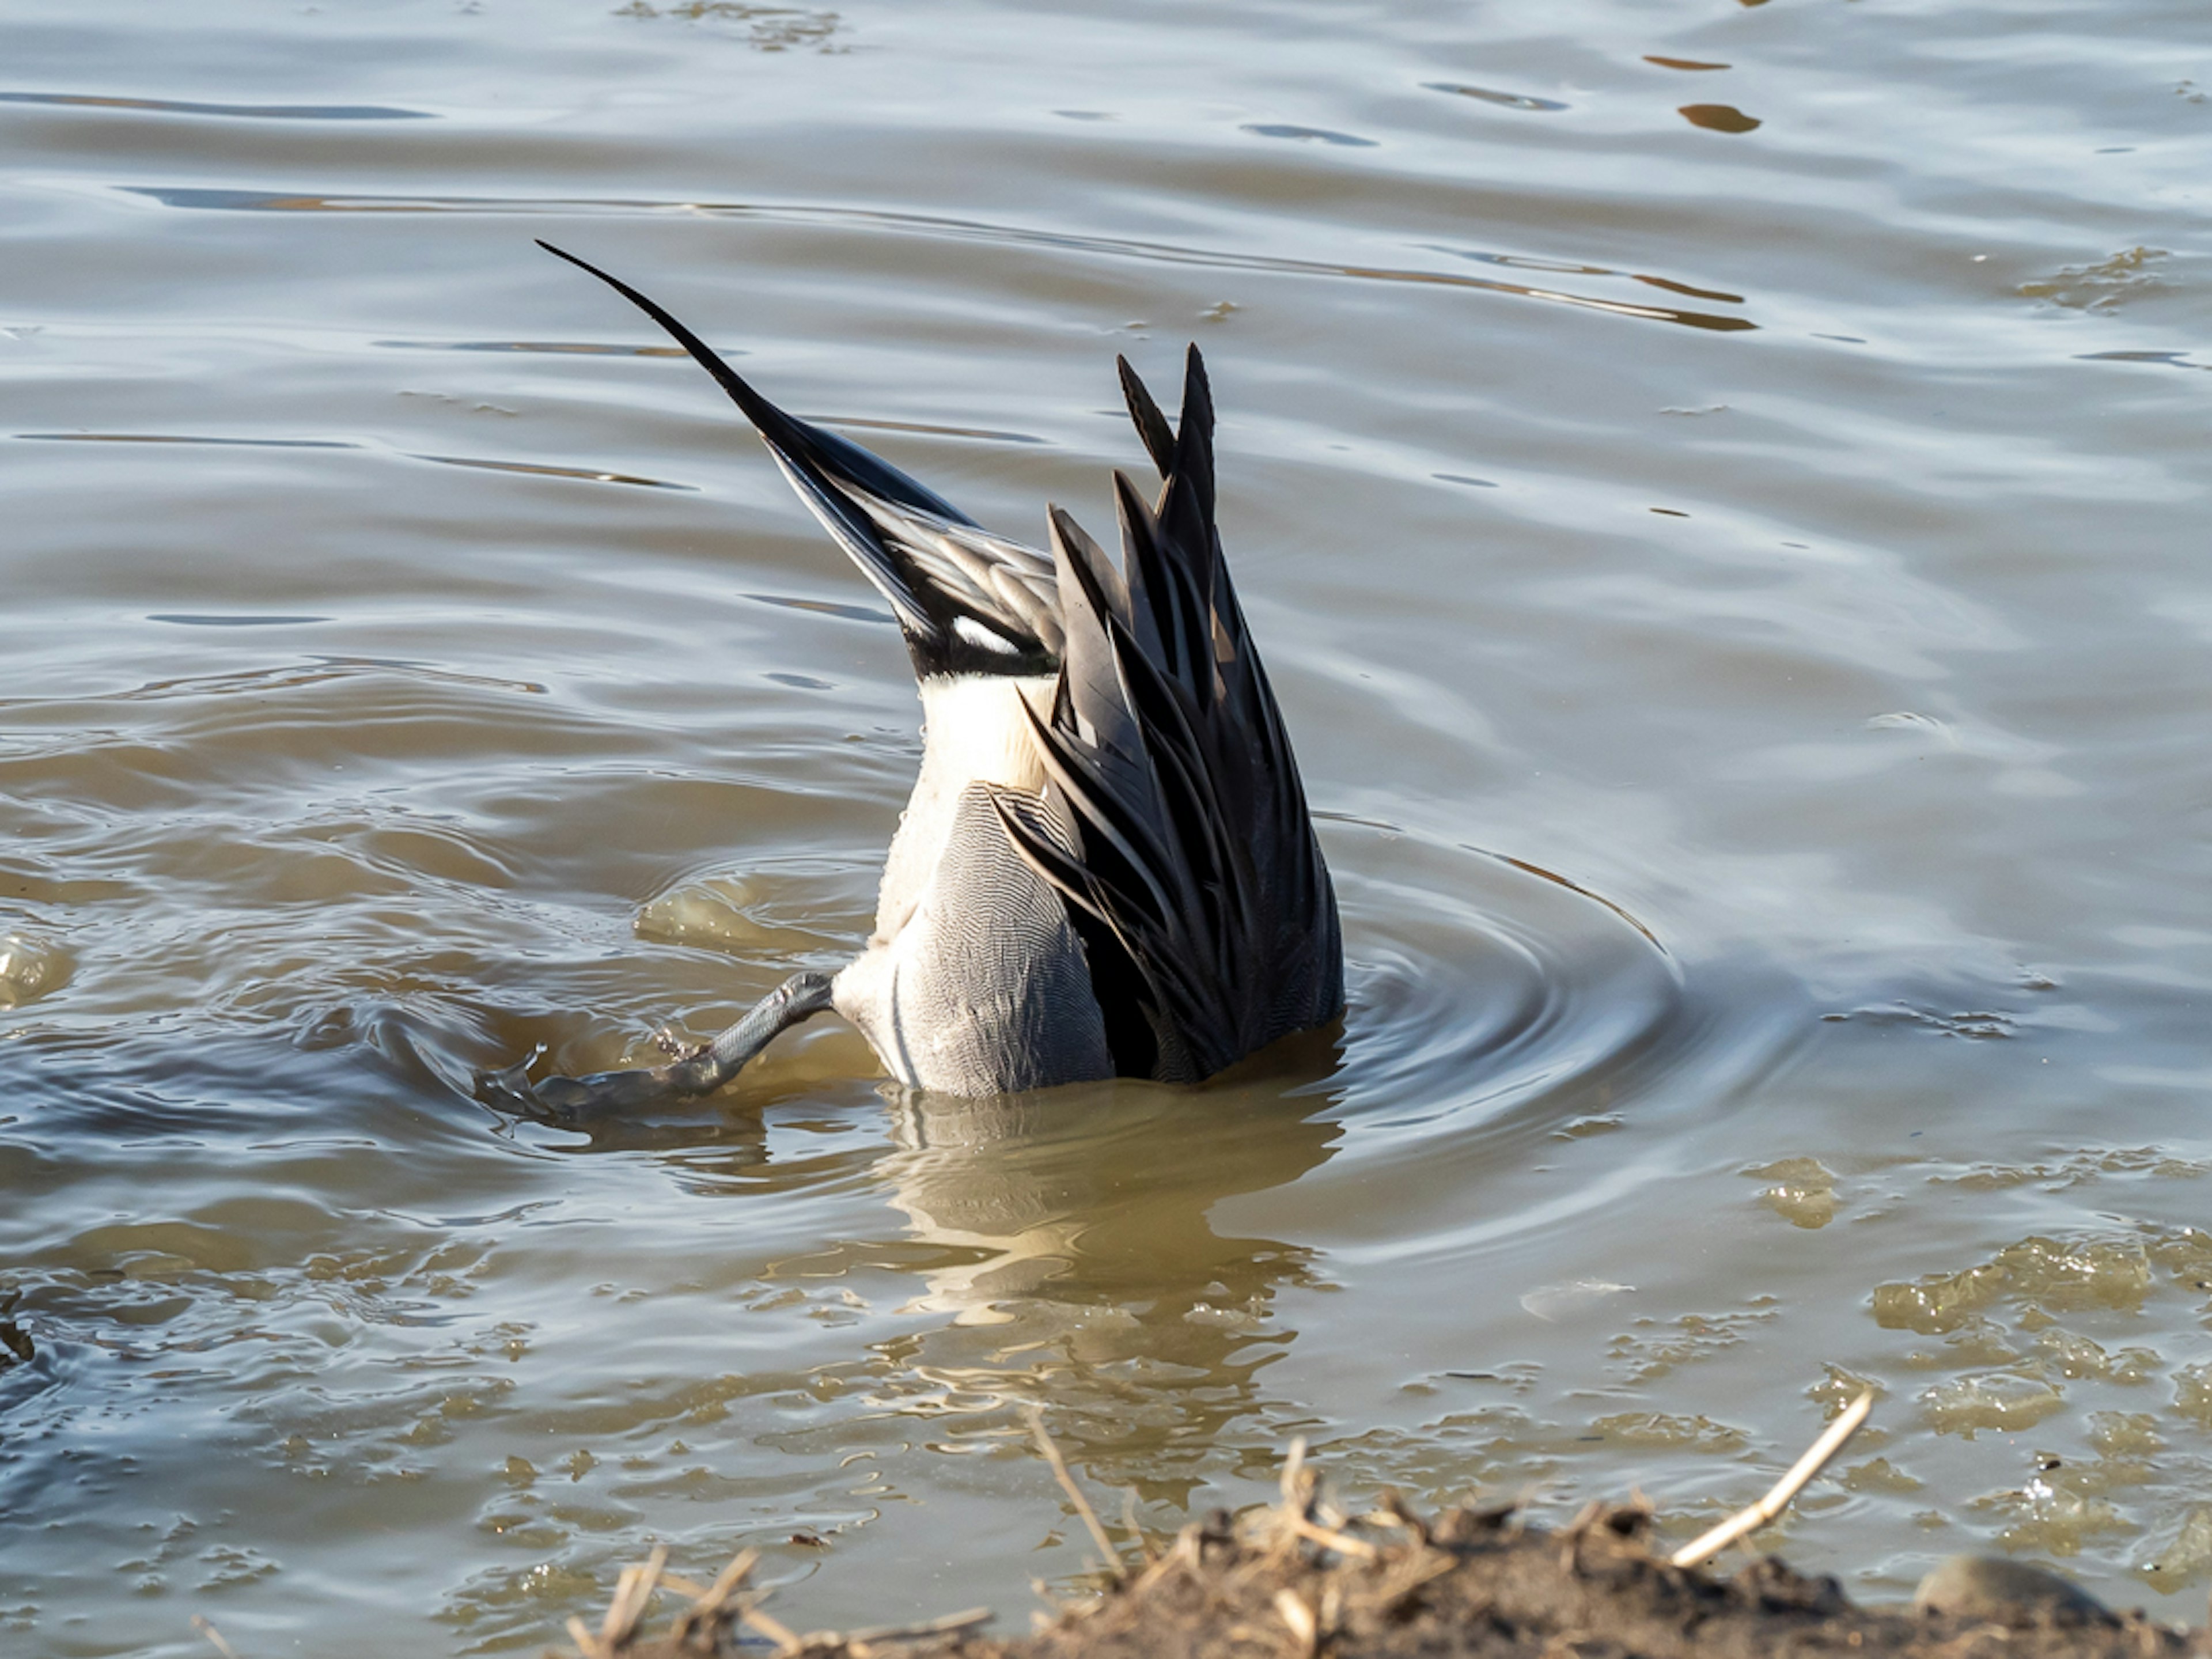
(1922, 1372, 2066, 1438)
(1820, 1001, 2017, 1040)
(1520, 1278, 1634, 1322)
(1423, 81, 1569, 112)
(2032, 1328, 2160, 1384)
(1744, 1156, 1840, 1229)
(2019, 247, 2169, 310)
(1610, 1302, 1780, 1384)
(0, 1290, 33, 1369)
(1679, 103, 1762, 134)
(611, 1, 843, 52)
(1241, 123, 1379, 147)
(0, 930, 70, 1008)
(1842, 1457, 1924, 1495)
(1874, 1234, 2156, 1335)
(1932, 1146, 2207, 1190)
(1554, 1111, 1623, 1138)
(1589, 1409, 1750, 1455)
(2139, 1505, 2212, 1589)
(2172, 1361, 2212, 1427)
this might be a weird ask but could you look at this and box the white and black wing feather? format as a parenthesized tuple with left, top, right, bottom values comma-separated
(539, 241, 1061, 679)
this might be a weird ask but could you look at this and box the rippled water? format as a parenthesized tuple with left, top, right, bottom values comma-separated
(5, 0, 2211, 1652)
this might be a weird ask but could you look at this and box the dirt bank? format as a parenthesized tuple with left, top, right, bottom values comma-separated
(570, 1484, 2196, 1659)
(940, 1499, 2187, 1659)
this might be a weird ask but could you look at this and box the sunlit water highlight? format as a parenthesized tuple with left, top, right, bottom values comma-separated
(4, 0, 2211, 1653)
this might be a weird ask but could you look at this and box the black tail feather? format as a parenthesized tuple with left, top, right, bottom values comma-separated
(1117, 355, 1177, 480)
(536, 240, 972, 526)
(539, 241, 1059, 678)
(1001, 346, 1343, 1081)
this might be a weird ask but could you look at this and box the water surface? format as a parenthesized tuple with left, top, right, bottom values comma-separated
(5, 0, 2212, 1652)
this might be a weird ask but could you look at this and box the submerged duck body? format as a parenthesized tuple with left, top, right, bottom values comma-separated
(507, 244, 1342, 1111)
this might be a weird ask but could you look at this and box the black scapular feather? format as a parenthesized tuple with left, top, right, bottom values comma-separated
(993, 346, 1344, 1082)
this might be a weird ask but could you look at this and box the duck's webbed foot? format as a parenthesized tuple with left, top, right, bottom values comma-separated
(478, 969, 837, 1125)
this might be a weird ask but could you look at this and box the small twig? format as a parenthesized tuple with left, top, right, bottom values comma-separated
(191, 1615, 241, 1659)
(1122, 1487, 1159, 1565)
(694, 1547, 759, 1615)
(1669, 1390, 1874, 1569)
(1379, 1552, 1460, 1616)
(1172, 1522, 1205, 1567)
(567, 1615, 615, 1659)
(1130, 1546, 1185, 1598)
(844, 1607, 994, 1644)
(1028, 1408, 1122, 1580)
(1374, 1488, 1431, 1547)
(671, 1545, 759, 1646)
(1286, 1514, 1378, 1559)
(706, 1545, 760, 1604)
(1559, 1499, 1604, 1578)
(1278, 1437, 1312, 1517)
(601, 1568, 637, 1647)
(741, 1605, 805, 1655)
(601, 1544, 668, 1649)
(1273, 1588, 1319, 1657)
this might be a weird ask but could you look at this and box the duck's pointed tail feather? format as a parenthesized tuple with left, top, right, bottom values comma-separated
(538, 241, 1063, 677)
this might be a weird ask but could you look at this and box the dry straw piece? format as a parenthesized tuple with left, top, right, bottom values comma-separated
(1668, 1388, 1875, 1570)
(1028, 1407, 1124, 1580)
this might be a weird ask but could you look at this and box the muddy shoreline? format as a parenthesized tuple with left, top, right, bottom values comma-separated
(558, 1452, 2201, 1659)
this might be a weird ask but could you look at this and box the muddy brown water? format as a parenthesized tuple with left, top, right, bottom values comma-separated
(4, 1, 2211, 1653)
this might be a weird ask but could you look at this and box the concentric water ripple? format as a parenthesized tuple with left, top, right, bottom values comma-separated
(9, 0, 2212, 1652)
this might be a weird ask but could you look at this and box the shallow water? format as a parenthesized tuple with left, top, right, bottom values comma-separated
(5, 0, 2212, 1651)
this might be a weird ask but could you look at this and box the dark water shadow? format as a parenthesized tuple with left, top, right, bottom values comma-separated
(123, 187, 1760, 334)
(0, 90, 429, 120)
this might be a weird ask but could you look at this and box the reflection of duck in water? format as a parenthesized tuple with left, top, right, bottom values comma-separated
(491, 245, 1341, 1118)
(876, 1072, 1340, 1499)
(880, 1062, 1338, 1319)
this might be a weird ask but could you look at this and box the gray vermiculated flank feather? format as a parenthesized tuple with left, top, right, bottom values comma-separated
(841, 783, 1114, 1094)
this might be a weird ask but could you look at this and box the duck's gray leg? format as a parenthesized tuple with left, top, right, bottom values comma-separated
(479, 969, 836, 1124)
